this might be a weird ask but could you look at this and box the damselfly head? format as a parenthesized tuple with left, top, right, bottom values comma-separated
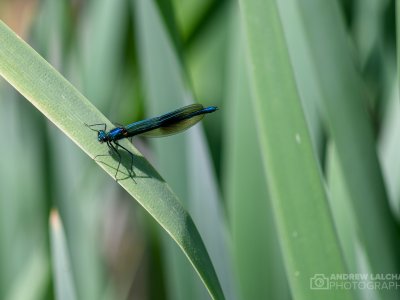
(97, 130, 107, 143)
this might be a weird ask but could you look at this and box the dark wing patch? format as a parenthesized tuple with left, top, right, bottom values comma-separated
(138, 114, 204, 137)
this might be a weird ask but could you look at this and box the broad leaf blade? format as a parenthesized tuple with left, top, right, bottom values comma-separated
(0, 21, 224, 300)
(239, 0, 352, 299)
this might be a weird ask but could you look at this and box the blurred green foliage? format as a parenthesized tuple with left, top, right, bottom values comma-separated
(0, 0, 399, 299)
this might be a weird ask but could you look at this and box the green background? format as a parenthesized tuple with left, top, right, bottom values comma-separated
(0, 0, 399, 299)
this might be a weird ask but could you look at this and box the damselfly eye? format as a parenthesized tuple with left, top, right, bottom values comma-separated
(98, 131, 107, 143)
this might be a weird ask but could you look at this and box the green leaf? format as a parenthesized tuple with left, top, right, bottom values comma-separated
(0, 21, 224, 300)
(379, 80, 400, 217)
(50, 210, 77, 300)
(239, 0, 352, 299)
(224, 6, 289, 299)
(296, 0, 400, 286)
(0, 84, 49, 300)
(276, 0, 325, 158)
(134, 0, 231, 299)
(80, 0, 129, 108)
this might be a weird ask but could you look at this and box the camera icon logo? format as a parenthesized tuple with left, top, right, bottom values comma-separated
(310, 274, 329, 290)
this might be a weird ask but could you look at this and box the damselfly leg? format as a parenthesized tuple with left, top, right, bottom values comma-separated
(85, 123, 135, 180)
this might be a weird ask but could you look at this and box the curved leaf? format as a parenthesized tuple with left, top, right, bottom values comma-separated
(0, 21, 224, 300)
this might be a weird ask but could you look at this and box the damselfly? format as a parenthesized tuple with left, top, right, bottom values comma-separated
(86, 104, 218, 179)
